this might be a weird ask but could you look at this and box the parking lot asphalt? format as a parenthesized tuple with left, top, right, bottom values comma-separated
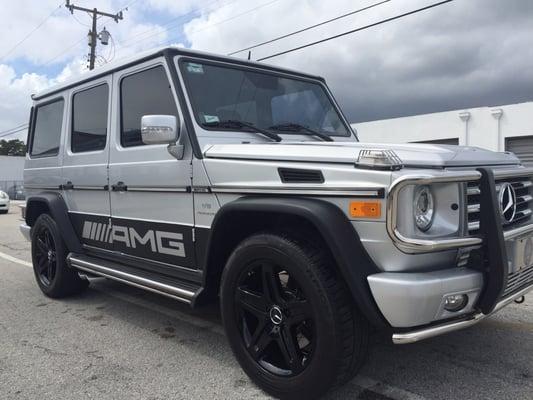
(0, 205, 532, 400)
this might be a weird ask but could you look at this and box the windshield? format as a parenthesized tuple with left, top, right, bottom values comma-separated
(179, 60, 351, 138)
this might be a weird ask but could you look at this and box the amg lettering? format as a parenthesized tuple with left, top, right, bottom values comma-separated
(81, 220, 186, 258)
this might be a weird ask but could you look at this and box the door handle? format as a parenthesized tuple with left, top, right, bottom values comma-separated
(111, 181, 128, 192)
(61, 181, 74, 190)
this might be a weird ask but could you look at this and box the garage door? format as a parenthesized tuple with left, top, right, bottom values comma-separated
(505, 136, 533, 166)
(412, 138, 459, 145)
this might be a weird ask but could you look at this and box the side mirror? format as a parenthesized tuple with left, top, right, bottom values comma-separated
(141, 115, 179, 145)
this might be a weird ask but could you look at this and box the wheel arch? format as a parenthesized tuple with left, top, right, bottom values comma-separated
(201, 196, 388, 328)
(26, 192, 83, 253)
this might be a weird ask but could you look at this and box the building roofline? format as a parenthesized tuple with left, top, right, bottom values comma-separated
(32, 46, 325, 101)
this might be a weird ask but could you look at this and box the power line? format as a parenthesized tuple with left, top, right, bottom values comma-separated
(117, 0, 279, 54)
(116, 0, 242, 49)
(257, 0, 454, 61)
(0, 126, 29, 139)
(0, 2, 63, 62)
(0, 123, 28, 134)
(228, 0, 391, 56)
(41, 37, 86, 67)
(178, 0, 281, 39)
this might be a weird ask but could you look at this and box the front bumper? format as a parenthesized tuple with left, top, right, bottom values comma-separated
(391, 283, 532, 344)
(370, 167, 533, 343)
(368, 267, 483, 328)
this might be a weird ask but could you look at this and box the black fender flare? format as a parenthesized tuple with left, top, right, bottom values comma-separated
(206, 196, 388, 328)
(26, 192, 83, 253)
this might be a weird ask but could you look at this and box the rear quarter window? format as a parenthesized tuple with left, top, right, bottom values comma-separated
(30, 99, 65, 158)
(71, 84, 109, 153)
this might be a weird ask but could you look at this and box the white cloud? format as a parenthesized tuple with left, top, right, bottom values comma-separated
(181, 0, 533, 121)
(1, 0, 533, 143)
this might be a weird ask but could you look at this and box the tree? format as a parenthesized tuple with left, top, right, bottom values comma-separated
(0, 139, 27, 156)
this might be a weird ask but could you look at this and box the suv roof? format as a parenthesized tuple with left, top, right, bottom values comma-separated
(32, 46, 325, 101)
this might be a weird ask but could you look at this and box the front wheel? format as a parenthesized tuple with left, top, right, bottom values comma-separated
(220, 232, 369, 399)
(31, 213, 88, 298)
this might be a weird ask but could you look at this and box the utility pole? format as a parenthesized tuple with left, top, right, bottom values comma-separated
(65, 1, 123, 70)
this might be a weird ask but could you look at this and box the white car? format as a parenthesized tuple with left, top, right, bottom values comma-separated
(0, 191, 9, 214)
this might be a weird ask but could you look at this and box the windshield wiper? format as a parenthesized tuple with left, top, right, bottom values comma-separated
(268, 123, 333, 142)
(202, 120, 282, 142)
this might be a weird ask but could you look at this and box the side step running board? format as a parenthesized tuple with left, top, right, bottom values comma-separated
(67, 254, 201, 305)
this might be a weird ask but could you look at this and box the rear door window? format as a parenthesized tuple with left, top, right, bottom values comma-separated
(120, 66, 178, 147)
(71, 84, 109, 153)
(30, 99, 65, 157)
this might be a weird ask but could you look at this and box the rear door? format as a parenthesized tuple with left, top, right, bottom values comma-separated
(108, 59, 196, 271)
(25, 96, 66, 198)
(61, 78, 112, 251)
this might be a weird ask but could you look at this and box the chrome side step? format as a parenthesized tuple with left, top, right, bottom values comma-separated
(67, 254, 198, 305)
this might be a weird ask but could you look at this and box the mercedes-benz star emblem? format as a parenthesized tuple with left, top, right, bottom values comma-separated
(499, 182, 517, 223)
(269, 306, 283, 325)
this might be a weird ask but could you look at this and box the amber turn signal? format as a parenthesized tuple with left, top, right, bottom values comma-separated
(349, 201, 381, 218)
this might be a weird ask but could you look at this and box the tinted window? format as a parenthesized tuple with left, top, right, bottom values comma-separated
(72, 84, 109, 153)
(180, 61, 350, 137)
(120, 66, 178, 147)
(30, 99, 64, 157)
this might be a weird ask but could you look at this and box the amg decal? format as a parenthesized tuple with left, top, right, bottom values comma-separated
(82, 221, 186, 257)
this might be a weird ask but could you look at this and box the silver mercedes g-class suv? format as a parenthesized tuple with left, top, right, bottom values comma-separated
(20, 46, 533, 399)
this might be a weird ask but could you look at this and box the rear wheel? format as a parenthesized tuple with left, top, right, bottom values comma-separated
(31, 214, 88, 298)
(220, 232, 369, 399)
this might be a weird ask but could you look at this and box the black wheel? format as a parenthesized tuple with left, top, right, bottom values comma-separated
(31, 214, 88, 298)
(0, 210, 8, 214)
(220, 232, 369, 399)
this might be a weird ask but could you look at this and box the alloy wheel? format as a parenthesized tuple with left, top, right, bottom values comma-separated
(235, 260, 315, 377)
(34, 228, 57, 286)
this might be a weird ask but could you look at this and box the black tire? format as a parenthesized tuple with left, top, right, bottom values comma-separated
(31, 213, 88, 298)
(220, 232, 369, 399)
(0, 210, 8, 214)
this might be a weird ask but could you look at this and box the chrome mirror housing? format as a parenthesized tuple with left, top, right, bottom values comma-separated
(141, 115, 179, 145)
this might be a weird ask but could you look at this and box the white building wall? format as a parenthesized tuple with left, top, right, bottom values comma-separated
(352, 101, 533, 152)
(0, 156, 25, 181)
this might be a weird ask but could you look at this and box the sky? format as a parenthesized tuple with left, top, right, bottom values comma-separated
(1, 0, 532, 142)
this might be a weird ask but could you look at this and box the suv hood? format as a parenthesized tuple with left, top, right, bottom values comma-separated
(204, 141, 520, 168)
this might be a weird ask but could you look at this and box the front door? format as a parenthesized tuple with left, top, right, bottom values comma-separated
(62, 78, 112, 251)
(108, 59, 196, 272)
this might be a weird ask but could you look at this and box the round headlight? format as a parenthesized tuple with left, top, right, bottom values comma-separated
(414, 185, 434, 231)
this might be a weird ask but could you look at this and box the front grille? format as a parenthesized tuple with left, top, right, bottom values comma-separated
(503, 265, 533, 297)
(466, 176, 533, 235)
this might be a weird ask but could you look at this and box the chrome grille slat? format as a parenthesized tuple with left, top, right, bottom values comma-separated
(466, 175, 533, 236)
(517, 194, 533, 206)
(468, 221, 480, 231)
(466, 173, 533, 297)
(503, 265, 533, 297)
(467, 204, 480, 213)
(467, 187, 480, 196)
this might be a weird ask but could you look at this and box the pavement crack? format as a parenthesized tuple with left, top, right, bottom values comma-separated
(21, 341, 68, 357)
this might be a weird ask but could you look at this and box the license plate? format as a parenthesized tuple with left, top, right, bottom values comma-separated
(506, 234, 533, 274)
